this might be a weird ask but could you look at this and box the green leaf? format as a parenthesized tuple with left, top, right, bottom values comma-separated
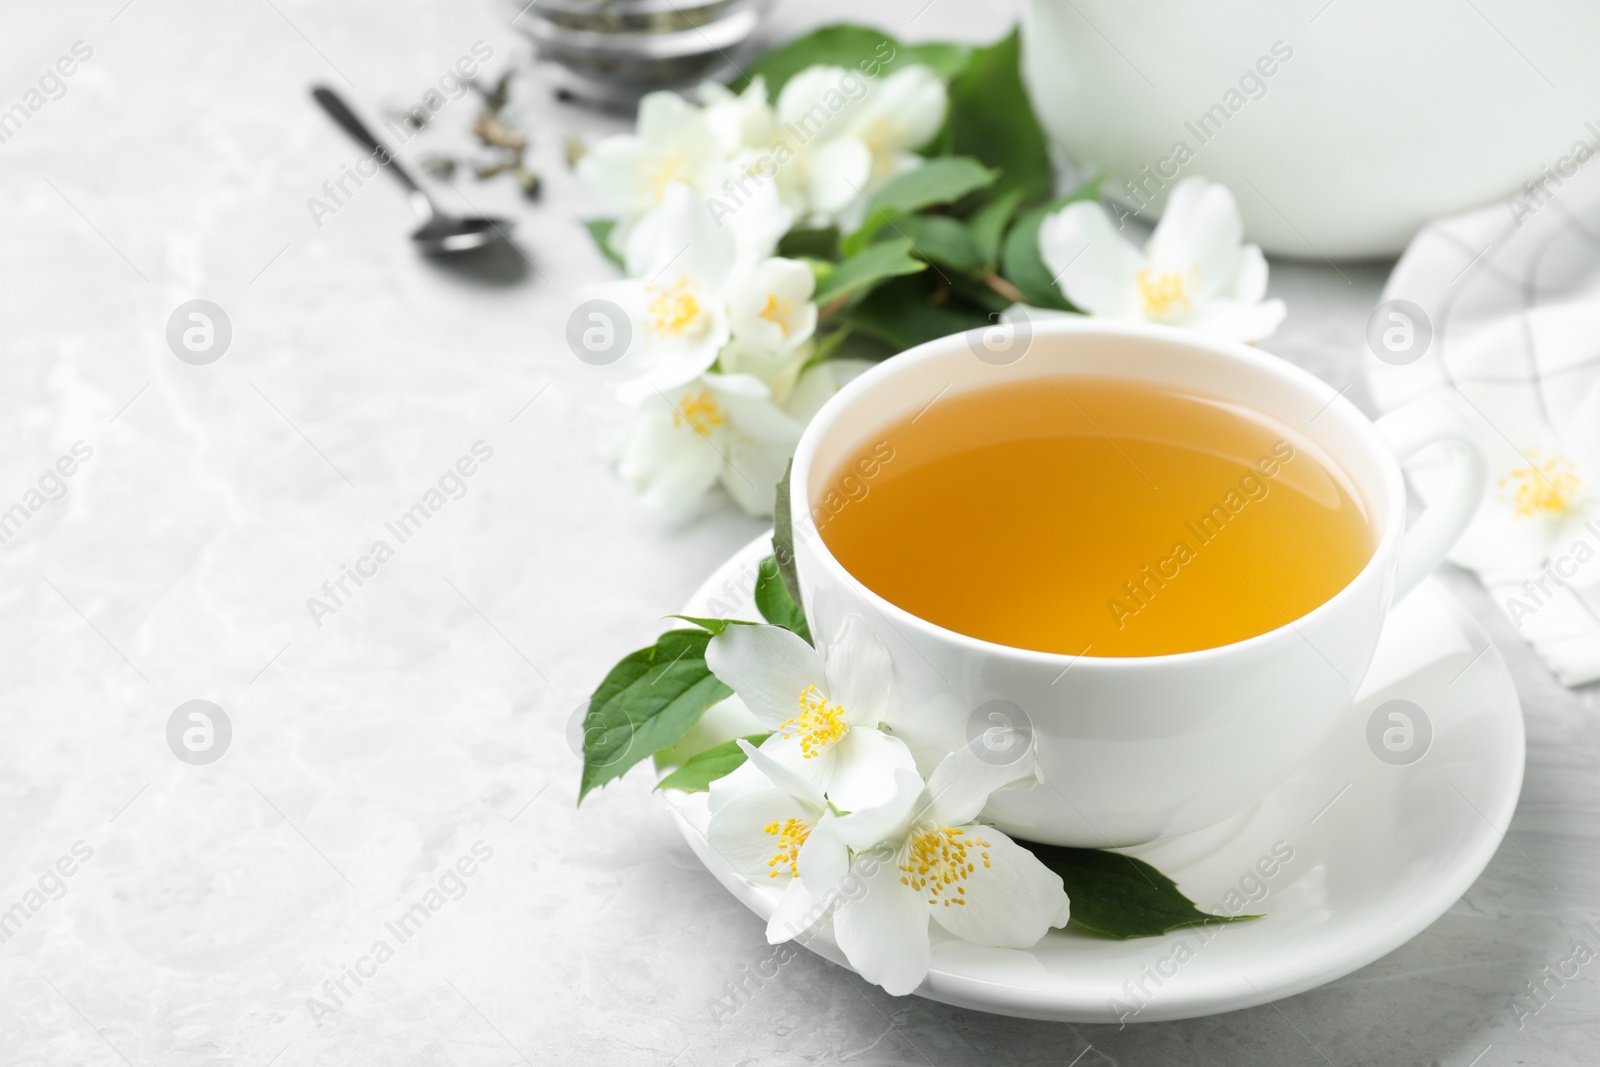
(871, 157, 998, 218)
(1019, 840, 1261, 940)
(664, 615, 758, 636)
(843, 157, 998, 252)
(728, 26, 970, 97)
(967, 186, 1026, 269)
(582, 218, 624, 271)
(807, 325, 852, 365)
(894, 215, 982, 273)
(947, 29, 1054, 205)
(826, 330, 898, 363)
(999, 179, 1100, 311)
(755, 556, 810, 643)
(946, 272, 1014, 315)
(843, 275, 993, 351)
(772, 460, 803, 609)
(729, 25, 892, 95)
(778, 227, 841, 260)
(655, 734, 771, 793)
(578, 629, 732, 803)
(799, 257, 834, 292)
(897, 41, 976, 80)
(814, 238, 927, 306)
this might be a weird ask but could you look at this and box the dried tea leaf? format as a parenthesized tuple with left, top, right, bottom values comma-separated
(419, 154, 456, 178)
(483, 70, 514, 112)
(473, 113, 526, 151)
(388, 107, 428, 132)
(514, 165, 542, 199)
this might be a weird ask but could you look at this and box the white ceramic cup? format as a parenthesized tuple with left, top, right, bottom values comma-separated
(788, 318, 1486, 847)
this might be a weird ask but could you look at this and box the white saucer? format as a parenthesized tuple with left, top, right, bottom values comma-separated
(664, 535, 1525, 1022)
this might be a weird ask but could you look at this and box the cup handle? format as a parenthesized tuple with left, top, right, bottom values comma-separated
(1374, 396, 1487, 600)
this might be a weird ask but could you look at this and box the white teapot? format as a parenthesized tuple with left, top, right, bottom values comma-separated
(1021, 0, 1600, 258)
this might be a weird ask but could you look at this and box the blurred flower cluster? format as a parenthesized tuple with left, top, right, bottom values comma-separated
(576, 63, 946, 516)
(571, 28, 1285, 517)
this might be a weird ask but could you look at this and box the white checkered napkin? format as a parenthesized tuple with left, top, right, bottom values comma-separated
(1367, 161, 1600, 686)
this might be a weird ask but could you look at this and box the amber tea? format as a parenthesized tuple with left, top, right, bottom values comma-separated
(817, 376, 1375, 657)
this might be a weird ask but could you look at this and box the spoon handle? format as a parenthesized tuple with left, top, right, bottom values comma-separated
(311, 86, 424, 197)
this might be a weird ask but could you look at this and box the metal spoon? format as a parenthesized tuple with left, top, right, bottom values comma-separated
(311, 86, 512, 255)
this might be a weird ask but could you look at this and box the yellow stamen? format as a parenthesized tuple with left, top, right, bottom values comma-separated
(641, 152, 688, 200)
(860, 118, 908, 177)
(758, 292, 793, 335)
(1497, 446, 1581, 517)
(899, 825, 990, 907)
(646, 277, 704, 340)
(763, 818, 811, 879)
(1137, 268, 1195, 321)
(778, 684, 848, 758)
(672, 389, 724, 437)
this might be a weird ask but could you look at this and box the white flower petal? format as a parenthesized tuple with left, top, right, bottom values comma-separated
(1037, 201, 1144, 316)
(697, 79, 737, 107)
(925, 828, 1071, 947)
(737, 737, 824, 807)
(706, 623, 827, 727)
(637, 89, 705, 143)
(921, 744, 1038, 828)
(615, 323, 731, 402)
(864, 150, 923, 198)
(641, 93, 722, 190)
(822, 615, 893, 726)
(613, 403, 721, 511)
(579, 94, 720, 216)
(752, 730, 835, 800)
(718, 339, 809, 399)
(650, 183, 736, 290)
(721, 434, 798, 517)
(831, 853, 932, 996)
(775, 66, 854, 128)
(728, 258, 818, 353)
(706, 786, 815, 884)
(1451, 483, 1564, 573)
(609, 190, 737, 398)
(878, 689, 973, 778)
(825, 727, 918, 813)
(1230, 244, 1270, 303)
(706, 757, 770, 814)
(1184, 297, 1287, 343)
(703, 373, 804, 516)
(719, 169, 794, 270)
(806, 136, 872, 221)
(577, 137, 651, 216)
(705, 374, 804, 439)
(794, 812, 850, 906)
(766, 877, 826, 944)
(700, 77, 773, 155)
(619, 206, 662, 277)
(832, 766, 924, 851)
(852, 65, 947, 154)
(700, 370, 771, 399)
(782, 357, 872, 423)
(1145, 176, 1244, 303)
(1554, 507, 1600, 561)
(1563, 377, 1600, 474)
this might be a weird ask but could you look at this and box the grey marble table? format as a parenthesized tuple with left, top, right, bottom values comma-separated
(1, 1, 1595, 1064)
